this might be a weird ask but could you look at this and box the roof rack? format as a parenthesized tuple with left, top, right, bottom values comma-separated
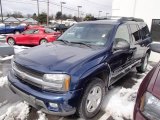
(95, 16, 144, 22)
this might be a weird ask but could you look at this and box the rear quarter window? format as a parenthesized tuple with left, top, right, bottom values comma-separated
(139, 24, 150, 39)
(45, 28, 55, 33)
(129, 24, 141, 41)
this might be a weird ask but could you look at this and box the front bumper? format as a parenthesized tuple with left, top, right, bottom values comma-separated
(8, 71, 82, 116)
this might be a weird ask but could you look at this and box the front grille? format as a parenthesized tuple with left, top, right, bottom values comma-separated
(13, 62, 44, 88)
(15, 63, 43, 79)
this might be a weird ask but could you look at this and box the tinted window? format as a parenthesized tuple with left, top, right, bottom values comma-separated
(45, 28, 55, 33)
(115, 25, 130, 43)
(130, 24, 141, 41)
(140, 24, 150, 39)
(23, 29, 38, 34)
(33, 30, 39, 34)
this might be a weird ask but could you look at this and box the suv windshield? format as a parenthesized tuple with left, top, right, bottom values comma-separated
(58, 23, 114, 46)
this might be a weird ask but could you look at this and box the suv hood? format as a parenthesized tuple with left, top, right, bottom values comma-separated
(14, 43, 105, 74)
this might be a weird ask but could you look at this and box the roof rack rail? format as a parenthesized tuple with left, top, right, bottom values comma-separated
(95, 16, 144, 22)
(118, 17, 144, 22)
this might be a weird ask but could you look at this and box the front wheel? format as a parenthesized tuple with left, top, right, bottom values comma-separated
(136, 53, 149, 73)
(77, 78, 105, 119)
(7, 38, 15, 46)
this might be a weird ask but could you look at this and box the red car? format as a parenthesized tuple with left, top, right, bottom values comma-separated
(6, 28, 61, 46)
(134, 43, 160, 120)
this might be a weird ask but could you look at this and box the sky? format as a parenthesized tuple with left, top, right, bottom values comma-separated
(2, 0, 113, 18)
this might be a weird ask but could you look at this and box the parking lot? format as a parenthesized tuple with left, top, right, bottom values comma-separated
(0, 36, 159, 120)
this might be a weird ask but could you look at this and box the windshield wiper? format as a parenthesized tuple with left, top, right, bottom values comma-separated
(70, 41, 92, 48)
(57, 39, 69, 44)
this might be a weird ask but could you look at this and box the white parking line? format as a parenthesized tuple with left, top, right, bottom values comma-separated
(99, 112, 111, 120)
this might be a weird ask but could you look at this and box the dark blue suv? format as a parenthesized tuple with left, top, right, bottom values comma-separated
(8, 17, 152, 119)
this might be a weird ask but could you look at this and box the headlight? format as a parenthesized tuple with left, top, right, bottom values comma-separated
(140, 92, 160, 120)
(43, 74, 70, 91)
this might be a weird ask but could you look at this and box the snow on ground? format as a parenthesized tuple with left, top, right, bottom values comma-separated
(0, 102, 29, 120)
(149, 51, 160, 63)
(102, 52, 158, 120)
(0, 45, 159, 120)
(0, 75, 30, 120)
(0, 45, 30, 61)
(0, 55, 13, 61)
(0, 35, 5, 39)
(0, 76, 8, 87)
(102, 66, 152, 120)
(14, 45, 30, 54)
(37, 111, 48, 120)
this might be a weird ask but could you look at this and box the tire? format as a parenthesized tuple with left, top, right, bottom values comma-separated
(136, 53, 149, 73)
(7, 38, 15, 46)
(77, 78, 105, 119)
(14, 30, 20, 34)
(39, 39, 47, 45)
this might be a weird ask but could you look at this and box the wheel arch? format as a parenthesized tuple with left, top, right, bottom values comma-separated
(80, 63, 111, 92)
(7, 37, 16, 43)
(146, 48, 151, 56)
(39, 38, 48, 44)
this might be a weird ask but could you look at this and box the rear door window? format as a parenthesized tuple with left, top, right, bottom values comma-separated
(130, 24, 141, 42)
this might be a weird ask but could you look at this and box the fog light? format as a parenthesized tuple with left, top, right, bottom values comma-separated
(49, 102, 58, 108)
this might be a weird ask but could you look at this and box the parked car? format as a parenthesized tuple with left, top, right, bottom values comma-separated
(0, 24, 26, 34)
(50, 23, 69, 32)
(134, 43, 160, 120)
(8, 17, 151, 119)
(6, 28, 61, 46)
(62, 19, 77, 26)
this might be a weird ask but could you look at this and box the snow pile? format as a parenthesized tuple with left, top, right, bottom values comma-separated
(14, 45, 30, 54)
(102, 87, 136, 119)
(0, 35, 5, 39)
(0, 76, 8, 87)
(0, 102, 29, 120)
(102, 65, 153, 120)
(37, 111, 48, 120)
(0, 100, 8, 108)
(0, 55, 13, 61)
(149, 51, 160, 63)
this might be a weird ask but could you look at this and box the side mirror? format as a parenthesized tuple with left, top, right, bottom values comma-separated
(150, 43, 160, 53)
(114, 38, 130, 51)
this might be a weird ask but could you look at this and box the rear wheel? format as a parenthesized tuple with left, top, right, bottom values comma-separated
(7, 38, 15, 46)
(77, 78, 105, 119)
(40, 39, 47, 45)
(136, 53, 149, 73)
